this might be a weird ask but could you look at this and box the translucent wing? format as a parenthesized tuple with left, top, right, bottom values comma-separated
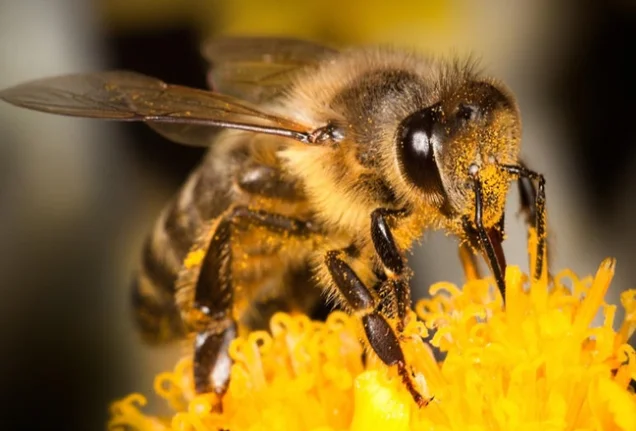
(202, 37, 338, 103)
(0, 71, 314, 146)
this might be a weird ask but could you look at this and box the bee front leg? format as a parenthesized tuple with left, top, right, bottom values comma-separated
(185, 206, 315, 402)
(501, 162, 547, 280)
(458, 209, 506, 285)
(517, 172, 537, 226)
(370, 208, 411, 331)
(325, 250, 427, 407)
(516, 165, 548, 280)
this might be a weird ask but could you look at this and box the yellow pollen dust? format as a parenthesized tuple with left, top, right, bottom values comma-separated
(109, 258, 636, 431)
(479, 163, 508, 225)
(183, 249, 206, 270)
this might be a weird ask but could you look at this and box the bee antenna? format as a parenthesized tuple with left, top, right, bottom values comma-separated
(498, 164, 547, 281)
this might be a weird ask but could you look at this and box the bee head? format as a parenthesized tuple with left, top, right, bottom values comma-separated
(395, 80, 521, 229)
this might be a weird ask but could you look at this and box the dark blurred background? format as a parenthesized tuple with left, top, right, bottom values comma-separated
(0, 1, 634, 430)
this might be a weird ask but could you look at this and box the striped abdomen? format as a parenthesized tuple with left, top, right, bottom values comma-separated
(132, 150, 232, 344)
(130, 134, 320, 344)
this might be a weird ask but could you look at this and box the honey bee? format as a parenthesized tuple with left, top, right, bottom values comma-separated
(0, 37, 546, 408)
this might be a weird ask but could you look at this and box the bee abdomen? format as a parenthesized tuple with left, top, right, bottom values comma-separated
(131, 236, 187, 344)
(132, 184, 200, 343)
(131, 167, 227, 344)
(131, 276, 186, 344)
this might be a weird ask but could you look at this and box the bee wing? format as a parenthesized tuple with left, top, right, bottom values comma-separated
(0, 71, 314, 146)
(202, 37, 338, 103)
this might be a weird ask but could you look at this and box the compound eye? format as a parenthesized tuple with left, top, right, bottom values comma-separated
(396, 105, 446, 195)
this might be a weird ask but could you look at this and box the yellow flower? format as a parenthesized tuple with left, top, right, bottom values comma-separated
(109, 257, 636, 431)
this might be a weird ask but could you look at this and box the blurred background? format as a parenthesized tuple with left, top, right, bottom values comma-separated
(0, 0, 634, 430)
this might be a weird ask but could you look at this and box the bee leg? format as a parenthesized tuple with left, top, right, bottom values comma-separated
(370, 272, 408, 332)
(325, 250, 428, 407)
(463, 177, 507, 299)
(517, 171, 537, 226)
(516, 165, 549, 279)
(373, 277, 411, 332)
(238, 164, 303, 201)
(501, 163, 547, 280)
(191, 207, 315, 400)
(390, 279, 410, 332)
(192, 217, 237, 401)
(529, 174, 546, 280)
(370, 208, 410, 330)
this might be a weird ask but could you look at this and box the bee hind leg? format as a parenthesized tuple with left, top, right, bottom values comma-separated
(189, 216, 237, 402)
(185, 206, 316, 404)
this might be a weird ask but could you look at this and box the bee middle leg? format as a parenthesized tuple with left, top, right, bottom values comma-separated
(325, 249, 427, 407)
(186, 206, 315, 399)
(324, 208, 429, 407)
(370, 208, 411, 330)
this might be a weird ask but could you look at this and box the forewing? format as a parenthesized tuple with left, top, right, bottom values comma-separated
(202, 37, 337, 103)
(0, 71, 312, 146)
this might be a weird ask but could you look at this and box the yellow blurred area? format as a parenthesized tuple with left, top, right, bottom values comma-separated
(101, 0, 457, 47)
(99, 0, 557, 76)
(210, 0, 454, 44)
